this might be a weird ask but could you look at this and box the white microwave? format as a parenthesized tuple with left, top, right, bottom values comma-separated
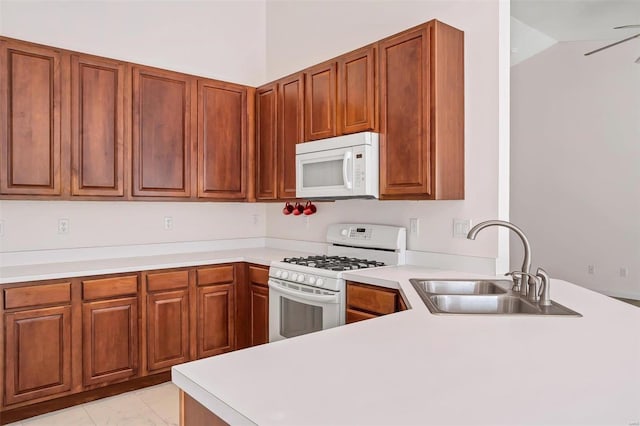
(295, 132, 379, 199)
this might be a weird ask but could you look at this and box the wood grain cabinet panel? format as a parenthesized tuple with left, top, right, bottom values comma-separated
(146, 289, 190, 372)
(71, 54, 125, 196)
(278, 73, 304, 199)
(255, 83, 278, 200)
(304, 63, 336, 141)
(4, 306, 72, 405)
(379, 26, 431, 197)
(82, 297, 138, 386)
(196, 283, 234, 358)
(379, 21, 464, 199)
(249, 284, 268, 347)
(132, 66, 193, 197)
(197, 80, 247, 199)
(337, 46, 376, 134)
(0, 40, 63, 195)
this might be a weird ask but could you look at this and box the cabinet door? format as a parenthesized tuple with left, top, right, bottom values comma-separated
(379, 27, 432, 197)
(4, 306, 71, 405)
(0, 40, 63, 195)
(196, 283, 234, 358)
(338, 46, 376, 134)
(71, 54, 125, 196)
(278, 73, 304, 199)
(146, 289, 190, 372)
(197, 79, 247, 199)
(82, 297, 138, 387)
(255, 83, 278, 200)
(132, 66, 193, 197)
(249, 283, 269, 346)
(304, 62, 336, 141)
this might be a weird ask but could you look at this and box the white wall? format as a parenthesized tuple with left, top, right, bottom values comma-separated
(0, 1, 268, 254)
(510, 16, 556, 66)
(0, 0, 267, 86)
(511, 40, 640, 299)
(265, 1, 507, 264)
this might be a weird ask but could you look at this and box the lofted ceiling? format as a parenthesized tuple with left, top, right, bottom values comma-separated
(511, 0, 640, 42)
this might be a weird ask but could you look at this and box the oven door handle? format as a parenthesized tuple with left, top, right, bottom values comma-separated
(268, 281, 339, 303)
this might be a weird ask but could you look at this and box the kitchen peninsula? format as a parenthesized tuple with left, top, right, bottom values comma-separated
(173, 265, 640, 425)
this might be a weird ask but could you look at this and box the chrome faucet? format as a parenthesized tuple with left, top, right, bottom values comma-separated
(467, 220, 553, 307)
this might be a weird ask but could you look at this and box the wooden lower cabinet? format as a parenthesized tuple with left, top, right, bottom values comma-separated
(4, 305, 72, 405)
(196, 283, 234, 358)
(146, 289, 190, 372)
(82, 297, 138, 386)
(249, 283, 269, 346)
(345, 281, 406, 323)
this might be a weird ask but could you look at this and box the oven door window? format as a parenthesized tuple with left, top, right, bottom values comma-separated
(280, 297, 323, 338)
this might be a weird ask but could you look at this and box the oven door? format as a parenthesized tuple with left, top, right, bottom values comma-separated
(268, 278, 343, 343)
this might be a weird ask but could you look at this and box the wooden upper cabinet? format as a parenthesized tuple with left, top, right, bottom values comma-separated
(197, 79, 247, 200)
(132, 66, 193, 197)
(379, 21, 464, 200)
(337, 46, 376, 134)
(71, 54, 125, 197)
(304, 63, 336, 141)
(379, 26, 431, 198)
(278, 73, 304, 199)
(0, 40, 63, 196)
(255, 83, 278, 200)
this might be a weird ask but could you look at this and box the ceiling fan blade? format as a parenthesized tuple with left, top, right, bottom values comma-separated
(614, 25, 640, 29)
(584, 32, 640, 56)
(636, 56, 640, 64)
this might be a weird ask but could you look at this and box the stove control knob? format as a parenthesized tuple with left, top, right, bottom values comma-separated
(308, 276, 316, 285)
(316, 278, 324, 287)
(275, 270, 282, 278)
(297, 274, 305, 282)
(341, 228, 348, 236)
(291, 273, 298, 281)
(281, 271, 289, 279)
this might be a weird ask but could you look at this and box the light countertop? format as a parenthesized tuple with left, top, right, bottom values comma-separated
(0, 247, 310, 284)
(173, 264, 640, 425)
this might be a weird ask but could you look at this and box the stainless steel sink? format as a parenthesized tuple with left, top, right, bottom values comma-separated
(430, 295, 540, 314)
(411, 279, 509, 295)
(410, 278, 581, 316)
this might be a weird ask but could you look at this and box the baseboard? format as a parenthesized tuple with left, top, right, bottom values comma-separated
(0, 372, 171, 425)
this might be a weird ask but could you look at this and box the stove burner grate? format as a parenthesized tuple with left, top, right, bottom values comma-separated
(282, 255, 385, 271)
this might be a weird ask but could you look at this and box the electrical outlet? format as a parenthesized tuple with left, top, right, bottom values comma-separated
(58, 218, 70, 234)
(453, 218, 472, 238)
(587, 265, 595, 275)
(409, 218, 419, 236)
(619, 267, 628, 278)
(252, 214, 259, 225)
(164, 216, 173, 231)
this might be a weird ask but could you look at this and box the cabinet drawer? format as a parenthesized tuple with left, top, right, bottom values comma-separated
(248, 265, 269, 287)
(347, 282, 397, 315)
(146, 270, 189, 292)
(82, 275, 138, 301)
(4, 282, 71, 309)
(197, 265, 235, 286)
(346, 308, 378, 324)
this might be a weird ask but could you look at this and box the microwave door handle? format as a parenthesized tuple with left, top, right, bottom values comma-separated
(342, 151, 353, 189)
(268, 281, 338, 303)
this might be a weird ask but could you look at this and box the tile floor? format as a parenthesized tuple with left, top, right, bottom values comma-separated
(5, 382, 179, 426)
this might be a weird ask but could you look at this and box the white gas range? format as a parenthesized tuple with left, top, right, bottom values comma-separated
(268, 223, 407, 342)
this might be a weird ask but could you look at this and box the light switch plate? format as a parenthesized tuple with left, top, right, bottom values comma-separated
(453, 218, 472, 238)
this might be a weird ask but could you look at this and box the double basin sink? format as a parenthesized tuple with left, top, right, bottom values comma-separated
(410, 279, 581, 316)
